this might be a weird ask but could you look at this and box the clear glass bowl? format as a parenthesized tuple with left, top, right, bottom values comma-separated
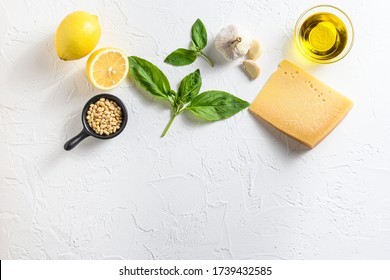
(294, 5, 354, 64)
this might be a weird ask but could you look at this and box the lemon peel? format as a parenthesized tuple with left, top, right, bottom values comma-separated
(55, 11, 101, 61)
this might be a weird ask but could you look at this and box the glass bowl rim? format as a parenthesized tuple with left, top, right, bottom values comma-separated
(294, 4, 355, 64)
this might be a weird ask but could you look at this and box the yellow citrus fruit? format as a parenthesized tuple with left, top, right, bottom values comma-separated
(86, 47, 129, 90)
(55, 11, 101, 61)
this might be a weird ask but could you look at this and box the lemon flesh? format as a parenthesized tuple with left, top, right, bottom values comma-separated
(55, 11, 101, 61)
(86, 48, 129, 90)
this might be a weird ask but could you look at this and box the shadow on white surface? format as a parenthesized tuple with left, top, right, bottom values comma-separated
(9, 33, 70, 92)
(128, 76, 172, 112)
(203, 42, 229, 66)
(248, 112, 310, 155)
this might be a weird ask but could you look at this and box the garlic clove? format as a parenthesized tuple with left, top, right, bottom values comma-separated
(247, 39, 263, 60)
(215, 24, 253, 61)
(243, 60, 261, 79)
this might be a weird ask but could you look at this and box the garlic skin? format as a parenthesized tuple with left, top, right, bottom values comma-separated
(215, 24, 252, 61)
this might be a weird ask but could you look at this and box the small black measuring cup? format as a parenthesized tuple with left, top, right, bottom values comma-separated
(64, 93, 128, 151)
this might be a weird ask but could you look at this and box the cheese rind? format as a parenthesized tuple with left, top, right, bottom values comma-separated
(249, 60, 353, 148)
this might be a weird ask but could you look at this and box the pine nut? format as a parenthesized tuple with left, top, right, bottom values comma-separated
(86, 98, 124, 136)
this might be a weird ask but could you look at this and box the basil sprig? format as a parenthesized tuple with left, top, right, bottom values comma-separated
(164, 19, 214, 67)
(129, 56, 249, 137)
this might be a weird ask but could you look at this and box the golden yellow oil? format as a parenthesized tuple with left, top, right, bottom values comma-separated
(298, 12, 348, 61)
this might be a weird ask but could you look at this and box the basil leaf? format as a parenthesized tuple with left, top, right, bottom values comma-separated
(178, 69, 202, 104)
(186, 90, 250, 121)
(164, 48, 197, 66)
(128, 56, 171, 100)
(191, 19, 207, 50)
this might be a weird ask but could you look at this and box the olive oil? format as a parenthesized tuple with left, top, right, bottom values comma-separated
(298, 12, 348, 62)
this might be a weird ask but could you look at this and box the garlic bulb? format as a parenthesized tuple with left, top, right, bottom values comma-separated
(215, 24, 252, 61)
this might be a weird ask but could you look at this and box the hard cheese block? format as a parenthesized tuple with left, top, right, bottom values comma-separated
(249, 60, 353, 148)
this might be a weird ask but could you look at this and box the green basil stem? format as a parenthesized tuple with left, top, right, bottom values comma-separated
(199, 51, 214, 67)
(161, 112, 178, 137)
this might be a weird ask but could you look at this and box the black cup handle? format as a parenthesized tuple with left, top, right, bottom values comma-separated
(64, 129, 90, 151)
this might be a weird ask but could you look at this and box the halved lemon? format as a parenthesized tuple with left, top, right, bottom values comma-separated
(86, 47, 129, 90)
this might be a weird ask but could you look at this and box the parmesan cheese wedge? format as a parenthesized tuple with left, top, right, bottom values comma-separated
(249, 60, 353, 148)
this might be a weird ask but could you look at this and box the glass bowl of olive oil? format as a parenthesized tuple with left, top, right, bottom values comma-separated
(295, 5, 354, 63)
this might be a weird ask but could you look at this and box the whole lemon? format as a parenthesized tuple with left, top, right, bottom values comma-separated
(55, 11, 101, 61)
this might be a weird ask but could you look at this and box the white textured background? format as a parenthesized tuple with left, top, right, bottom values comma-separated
(1, 0, 390, 260)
